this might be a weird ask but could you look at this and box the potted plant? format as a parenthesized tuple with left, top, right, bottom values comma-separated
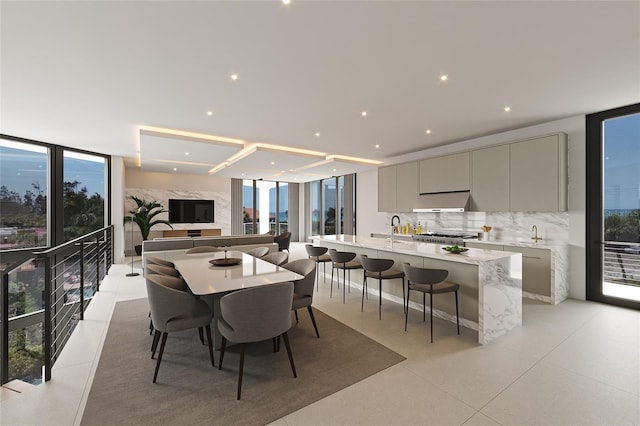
(124, 195, 173, 254)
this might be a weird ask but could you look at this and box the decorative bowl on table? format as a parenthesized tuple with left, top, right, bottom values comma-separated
(442, 245, 468, 254)
(209, 257, 242, 266)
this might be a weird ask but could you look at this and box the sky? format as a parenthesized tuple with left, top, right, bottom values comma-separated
(0, 142, 106, 198)
(604, 112, 640, 210)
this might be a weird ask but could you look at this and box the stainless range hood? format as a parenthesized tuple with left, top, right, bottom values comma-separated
(413, 190, 470, 212)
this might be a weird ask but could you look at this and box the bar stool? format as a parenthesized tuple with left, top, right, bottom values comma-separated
(305, 244, 332, 291)
(360, 255, 405, 320)
(402, 263, 460, 343)
(328, 249, 362, 304)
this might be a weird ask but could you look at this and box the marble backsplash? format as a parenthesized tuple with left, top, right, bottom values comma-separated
(383, 211, 569, 245)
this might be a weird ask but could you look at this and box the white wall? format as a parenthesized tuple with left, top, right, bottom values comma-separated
(111, 156, 125, 264)
(356, 115, 586, 300)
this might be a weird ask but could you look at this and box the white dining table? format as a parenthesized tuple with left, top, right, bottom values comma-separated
(172, 250, 303, 348)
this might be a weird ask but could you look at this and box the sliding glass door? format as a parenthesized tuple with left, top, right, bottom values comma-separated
(587, 103, 640, 309)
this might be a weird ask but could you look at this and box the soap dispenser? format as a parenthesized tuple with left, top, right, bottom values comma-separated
(416, 221, 422, 234)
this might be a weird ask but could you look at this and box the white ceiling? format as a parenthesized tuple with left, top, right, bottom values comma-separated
(1, 1, 639, 182)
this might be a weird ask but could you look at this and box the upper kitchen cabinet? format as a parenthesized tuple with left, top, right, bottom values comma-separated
(378, 162, 419, 212)
(419, 152, 470, 194)
(396, 161, 419, 212)
(510, 133, 568, 212)
(378, 165, 397, 212)
(471, 145, 510, 211)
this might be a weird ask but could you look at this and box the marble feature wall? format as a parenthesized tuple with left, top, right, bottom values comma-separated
(124, 188, 231, 250)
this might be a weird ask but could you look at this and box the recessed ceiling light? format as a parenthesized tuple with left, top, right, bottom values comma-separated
(271, 161, 275, 165)
(361, 111, 368, 117)
(293, 177, 297, 180)
(315, 132, 320, 137)
(375, 144, 380, 148)
(504, 106, 511, 112)
(230, 74, 239, 81)
(241, 173, 245, 176)
(440, 75, 448, 81)
(207, 111, 213, 116)
(173, 167, 177, 171)
(282, 0, 291, 4)
(333, 168, 337, 172)
(426, 129, 432, 134)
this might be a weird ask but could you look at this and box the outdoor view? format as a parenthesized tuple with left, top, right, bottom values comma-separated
(242, 180, 288, 234)
(603, 112, 640, 301)
(1, 138, 107, 384)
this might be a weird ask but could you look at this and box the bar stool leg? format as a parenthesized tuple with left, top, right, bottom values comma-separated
(455, 290, 460, 335)
(378, 278, 382, 320)
(342, 266, 347, 304)
(430, 292, 434, 344)
(361, 275, 367, 312)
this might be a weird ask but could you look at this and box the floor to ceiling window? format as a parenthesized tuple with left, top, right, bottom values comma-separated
(62, 151, 106, 242)
(587, 103, 640, 309)
(242, 179, 288, 235)
(310, 174, 356, 236)
(0, 139, 49, 250)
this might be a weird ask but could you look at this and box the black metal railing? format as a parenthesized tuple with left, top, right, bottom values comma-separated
(0, 226, 113, 385)
(604, 241, 640, 286)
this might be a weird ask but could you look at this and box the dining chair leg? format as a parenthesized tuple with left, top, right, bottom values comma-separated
(151, 330, 161, 357)
(307, 306, 320, 338)
(205, 325, 215, 367)
(282, 332, 297, 378)
(342, 267, 347, 304)
(237, 343, 246, 400)
(218, 336, 227, 370)
(323, 262, 327, 283)
(153, 332, 168, 383)
(378, 278, 382, 320)
(198, 327, 204, 345)
(455, 290, 460, 335)
(423, 293, 426, 322)
(402, 278, 406, 314)
(430, 292, 434, 344)
(404, 286, 409, 332)
(316, 260, 320, 292)
(361, 275, 367, 312)
(330, 265, 335, 298)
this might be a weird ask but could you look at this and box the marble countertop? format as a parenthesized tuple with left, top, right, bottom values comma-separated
(312, 234, 519, 266)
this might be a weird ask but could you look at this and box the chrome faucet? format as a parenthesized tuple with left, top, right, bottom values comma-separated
(391, 215, 400, 246)
(531, 225, 542, 242)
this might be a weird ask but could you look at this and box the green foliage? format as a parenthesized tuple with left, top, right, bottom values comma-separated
(123, 195, 172, 240)
(604, 210, 640, 242)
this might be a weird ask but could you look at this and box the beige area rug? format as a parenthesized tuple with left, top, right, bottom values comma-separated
(81, 298, 405, 425)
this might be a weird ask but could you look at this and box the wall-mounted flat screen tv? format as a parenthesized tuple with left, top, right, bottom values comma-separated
(168, 199, 215, 223)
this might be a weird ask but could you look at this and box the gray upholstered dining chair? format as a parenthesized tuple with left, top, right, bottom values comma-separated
(146, 274, 215, 383)
(185, 245, 222, 254)
(145, 263, 181, 278)
(246, 246, 270, 258)
(305, 244, 331, 289)
(217, 281, 296, 400)
(274, 231, 291, 252)
(261, 251, 289, 266)
(146, 256, 175, 268)
(360, 254, 405, 320)
(328, 249, 362, 303)
(402, 263, 460, 343)
(283, 259, 319, 338)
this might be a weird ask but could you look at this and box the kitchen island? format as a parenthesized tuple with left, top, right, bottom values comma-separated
(311, 235, 522, 344)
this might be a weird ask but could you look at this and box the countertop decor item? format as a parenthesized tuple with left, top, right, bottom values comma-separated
(442, 244, 468, 254)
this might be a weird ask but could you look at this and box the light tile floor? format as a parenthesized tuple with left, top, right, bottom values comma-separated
(1, 243, 638, 425)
